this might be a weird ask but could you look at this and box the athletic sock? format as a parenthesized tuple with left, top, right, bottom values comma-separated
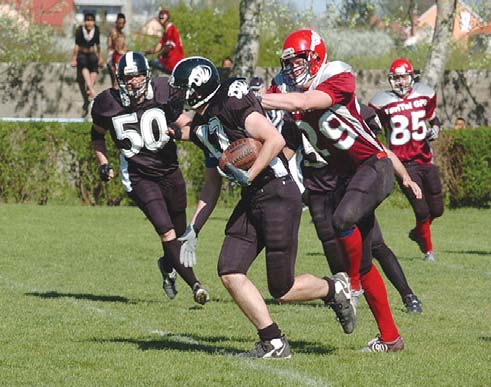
(159, 254, 174, 273)
(258, 322, 282, 341)
(337, 226, 362, 291)
(415, 218, 433, 253)
(361, 264, 399, 343)
(162, 239, 198, 289)
(322, 276, 335, 303)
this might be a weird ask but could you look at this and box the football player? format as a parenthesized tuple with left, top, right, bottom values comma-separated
(90, 51, 209, 305)
(369, 58, 444, 262)
(168, 56, 356, 359)
(261, 29, 422, 352)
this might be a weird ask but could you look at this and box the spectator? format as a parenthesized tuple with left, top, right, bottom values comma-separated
(454, 117, 466, 129)
(145, 9, 184, 74)
(107, 13, 127, 89)
(218, 56, 234, 81)
(71, 12, 103, 101)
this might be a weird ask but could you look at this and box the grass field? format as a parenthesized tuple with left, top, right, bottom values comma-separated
(0, 203, 490, 386)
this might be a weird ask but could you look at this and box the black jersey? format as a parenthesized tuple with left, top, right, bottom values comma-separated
(189, 78, 289, 186)
(92, 77, 182, 178)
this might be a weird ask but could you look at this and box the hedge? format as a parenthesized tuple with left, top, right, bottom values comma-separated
(0, 122, 489, 208)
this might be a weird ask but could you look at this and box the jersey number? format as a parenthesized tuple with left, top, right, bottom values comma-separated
(389, 110, 427, 146)
(112, 108, 170, 158)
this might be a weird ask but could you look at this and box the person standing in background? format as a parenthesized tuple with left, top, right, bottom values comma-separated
(145, 9, 184, 75)
(107, 13, 127, 89)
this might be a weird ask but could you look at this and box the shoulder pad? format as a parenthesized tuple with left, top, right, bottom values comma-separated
(312, 61, 353, 88)
(152, 77, 170, 105)
(369, 90, 398, 109)
(91, 89, 123, 118)
(412, 82, 435, 99)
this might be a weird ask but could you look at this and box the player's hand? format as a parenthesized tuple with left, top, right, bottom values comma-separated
(178, 224, 198, 268)
(70, 58, 77, 67)
(224, 163, 250, 187)
(98, 163, 114, 182)
(403, 176, 422, 199)
(426, 126, 439, 141)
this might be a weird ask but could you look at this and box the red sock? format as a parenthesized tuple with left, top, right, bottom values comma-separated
(415, 218, 433, 253)
(338, 226, 362, 291)
(361, 264, 399, 342)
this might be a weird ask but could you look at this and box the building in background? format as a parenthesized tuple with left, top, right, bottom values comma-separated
(74, 0, 131, 23)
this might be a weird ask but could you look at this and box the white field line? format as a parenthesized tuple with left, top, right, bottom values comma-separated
(0, 274, 332, 387)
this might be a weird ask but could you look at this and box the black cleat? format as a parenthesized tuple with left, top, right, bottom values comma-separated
(403, 294, 422, 314)
(326, 272, 356, 334)
(237, 336, 291, 359)
(157, 257, 177, 299)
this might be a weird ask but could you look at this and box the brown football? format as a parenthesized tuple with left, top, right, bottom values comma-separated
(219, 138, 262, 171)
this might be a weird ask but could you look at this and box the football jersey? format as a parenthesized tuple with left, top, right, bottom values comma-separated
(91, 77, 181, 178)
(369, 82, 437, 164)
(298, 61, 384, 176)
(189, 78, 289, 185)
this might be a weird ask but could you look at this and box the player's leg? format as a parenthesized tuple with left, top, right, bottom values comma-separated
(358, 215, 404, 352)
(307, 191, 347, 274)
(333, 156, 394, 295)
(258, 178, 355, 335)
(218, 198, 290, 358)
(162, 168, 209, 304)
(399, 164, 434, 260)
(371, 219, 422, 313)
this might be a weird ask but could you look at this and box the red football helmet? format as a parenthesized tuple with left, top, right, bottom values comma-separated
(388, 58, 414, 97)
(280, 29, 327, 88)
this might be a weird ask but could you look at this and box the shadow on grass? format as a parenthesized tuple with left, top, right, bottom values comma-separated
(479, 336, 491, 342)
(25, 291, 134, 303)
(443, 250, 491, 256)
(93, 333, 335, 355)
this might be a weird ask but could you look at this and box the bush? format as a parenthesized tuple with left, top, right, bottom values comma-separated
(0, 122, 241, 206)
(433, 128, 491, 208)
(0, 123, 489, 208)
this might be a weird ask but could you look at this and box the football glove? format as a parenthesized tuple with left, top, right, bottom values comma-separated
(178, 224, 198, 268)
(426, 126, 439, 141)
(224, 163, 250, 187)
(98, 163, 113, 182)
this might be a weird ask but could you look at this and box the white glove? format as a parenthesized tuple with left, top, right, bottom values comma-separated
(178, 224, 198, 268)
(426, 126, 439, 141)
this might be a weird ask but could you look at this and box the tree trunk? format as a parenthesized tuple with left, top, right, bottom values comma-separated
(232, 0, 262, 79)
(421, 0, 457, 89)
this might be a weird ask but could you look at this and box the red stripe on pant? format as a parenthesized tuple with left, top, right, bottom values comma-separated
(361, 264, 400, 342)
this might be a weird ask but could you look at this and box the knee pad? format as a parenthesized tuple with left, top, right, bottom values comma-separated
(269, 279, 294, 300)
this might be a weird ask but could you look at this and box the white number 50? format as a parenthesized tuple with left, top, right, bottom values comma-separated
(112, 108, 170, 158)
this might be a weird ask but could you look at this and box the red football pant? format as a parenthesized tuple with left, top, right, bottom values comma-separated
(361, 264, 400, 342)
(338, 226, 362, 291)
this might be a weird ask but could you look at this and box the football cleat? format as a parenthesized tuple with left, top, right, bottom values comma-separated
(237, 335, 291, 359)
(362, 335, 405, 353)
(403, 294, 422, 314)
(326, 272, 356, 334)
(408, 229, 426, 254)
(157, 257, 177, 299)
(192, 283, 210, 305)
(424, 251, 436, 262)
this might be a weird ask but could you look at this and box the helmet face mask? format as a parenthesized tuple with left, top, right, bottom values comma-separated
(169, 56, 220, 110)
(280, 29, 326, 88)
(388, 58, 414, 97)
(117, 52, 151, 106)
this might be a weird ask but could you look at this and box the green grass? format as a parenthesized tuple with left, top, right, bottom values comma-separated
(0, 203, 490, 386)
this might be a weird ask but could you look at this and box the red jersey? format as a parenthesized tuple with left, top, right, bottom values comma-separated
(369, 82, 436, 165)
(299, 61, 384, 176)
(159, 22, 184, 73)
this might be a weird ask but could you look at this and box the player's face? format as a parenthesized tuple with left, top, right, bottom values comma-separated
(116, 18, 125, 30)
(124, 74, 146, 99)
(392, 74, 411, 90)
(283, 56, 310, 89)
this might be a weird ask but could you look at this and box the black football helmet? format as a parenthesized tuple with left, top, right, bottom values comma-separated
(169, 56, 220, 109)
(117, 51, 153, 106)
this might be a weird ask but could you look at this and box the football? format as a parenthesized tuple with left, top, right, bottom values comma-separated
(219, 138, 262, 171)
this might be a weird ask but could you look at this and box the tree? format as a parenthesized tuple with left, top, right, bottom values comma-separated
(232, 0, 262, 78)
(421, 0, 457, 89)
